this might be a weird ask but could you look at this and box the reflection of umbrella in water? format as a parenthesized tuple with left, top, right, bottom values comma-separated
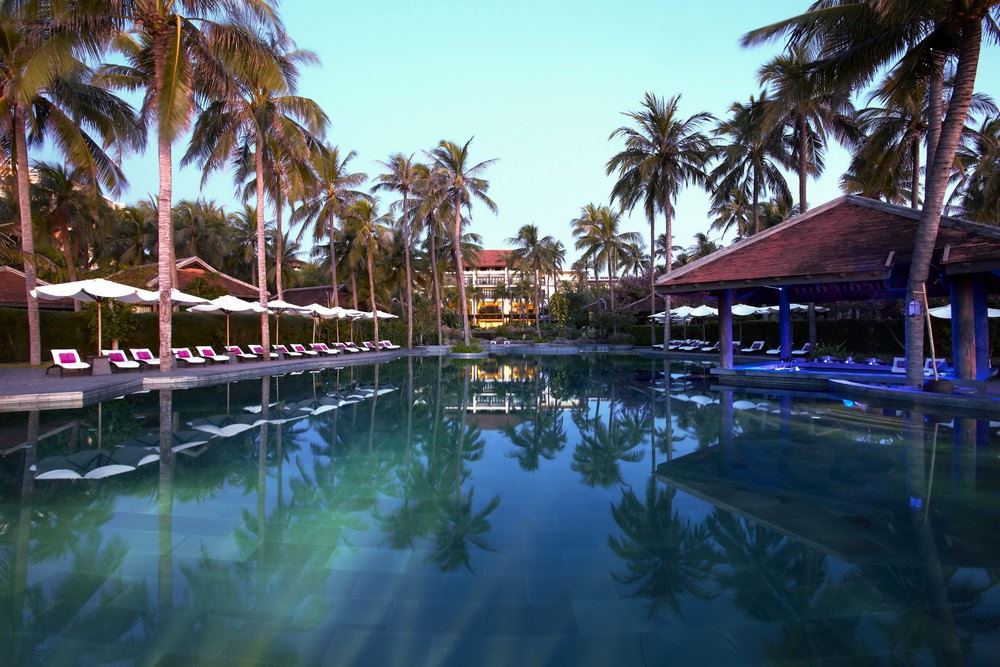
(31, 445, 159, 480)
(189, 414, 264, 439)
(127, 429, 213, 454)
(295, 396, 346, 415)
(688, 394, 717, 406)
(733, 400, 758, 410)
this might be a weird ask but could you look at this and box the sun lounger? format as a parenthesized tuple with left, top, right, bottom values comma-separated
(890, 357, 906, 373)
(130, 348, 160, 367)
(765, 346, 780, 355)
(334, 342, 360, 353)
(273, 344, 303, 357)
(310, 343, 341, 356)
(678, 341, 703, 351)
(248, 344, 278, 359)
(700, 342, 720, 353)
(172, 348, 206, 365)
(924, 358, 948, 376)
(379, 340, 401, 350)
(47, 349, 91, 376)
(195, 346, 230, 363)
(290, 343, 319, 356)
(225, 345, 258, 361)
(740, 341, 765, 354)
(791, 342, 813, 357)
(362, 341, 379, 352)
(102, 349, 141, 371)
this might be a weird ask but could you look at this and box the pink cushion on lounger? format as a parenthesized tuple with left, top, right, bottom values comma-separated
(177, 350, 190, 358)
(109, 351, 126, 362)
(59, 352, 77, 364)
(137, 351, 151, 360)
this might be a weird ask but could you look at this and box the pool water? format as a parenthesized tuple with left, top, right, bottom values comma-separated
(1, 355, 999, 665)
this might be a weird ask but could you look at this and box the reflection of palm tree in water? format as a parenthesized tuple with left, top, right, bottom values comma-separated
(503, 371, 566, 471)
(609, 479, 714, 619)
(571, 391, 644, 487)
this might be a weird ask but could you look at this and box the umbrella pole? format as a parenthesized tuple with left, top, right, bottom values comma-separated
(276, 313, 280, 346)
(97, 301, 103, 356)
(226, 314, 231, 348)
(312, 317, 317, 344)
(336, 319, 340, 343)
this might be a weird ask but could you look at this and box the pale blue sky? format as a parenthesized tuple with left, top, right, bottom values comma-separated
(101, 1, 1000, 260)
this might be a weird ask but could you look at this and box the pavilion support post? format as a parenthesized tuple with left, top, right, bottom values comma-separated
(778, 289, 792, 361)
(950, 280, 961, 371)
(718, 289, 733, 369)
(972, 277, 990, 378)
(952, 276, 976, 380)
(808, 303, 817, 347)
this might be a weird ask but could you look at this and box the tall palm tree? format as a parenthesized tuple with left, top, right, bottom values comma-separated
(293, 145, 367, 308)
(756, 44, 858, 214)
(427, 138, 497, 345)
(103, 0, 282, 370)
(373, 153, 420, 349)
(745, 0, 1000, 386)
(607, 92, 714, 348)
(171, 198, 228, 267)
(0, 5, 144, 364)
(571, 204, 642, 316)
(411, 163, 447, 343)
(345, 198, 391, 343)
(183, 32, 326, 359)
(709, 92, 791, 235)
(507, 224, 565, 337)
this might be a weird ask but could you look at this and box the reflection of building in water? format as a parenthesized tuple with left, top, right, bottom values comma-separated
(448, 362, 575, 429)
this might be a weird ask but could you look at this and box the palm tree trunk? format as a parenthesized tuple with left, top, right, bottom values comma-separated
(649, 216, 655, 346)
(797, 113, 808, 213)
(275, 187, 284, 300)
(402, 192, 414, 349)
(534, 268, 542, 338)
(752, 170, 760, 235)
(452, 194, 472, 344)
(155, 112, 174, 371)
(368, 242, 379, 344)
(328, 212, 339, 308)
(662, 209, 672, 349)
(926, 50, 945, 171)
(905, 19, 982, 387)
(910, 136, 921, 209)
(430, 222, 443, 345)
(13, 105, 40, 366)
(350, 267, 358, 311)
(255, 132, 270, 360)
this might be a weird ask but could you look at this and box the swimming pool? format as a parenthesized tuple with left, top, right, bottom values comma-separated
(0, 355, 998, 665)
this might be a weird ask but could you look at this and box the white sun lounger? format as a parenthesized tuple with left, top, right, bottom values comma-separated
(273, 344, 302, 357)
(225, 345, 258, 361)
(47, 349, 91, 376)
(130, 348, 160, 367)
(102, 349, 141, 370)
(310, 343, 341, 356)
(172, 348, 206, 365)
(290, 343, 319, 356)
(196, 346, 230, 363)
(248, 344, 278, 359)
(740, 341, 765, 353)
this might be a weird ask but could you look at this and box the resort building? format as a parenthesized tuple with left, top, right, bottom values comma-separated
(109, 256, 260, 300)
(0, 266, 74, 310)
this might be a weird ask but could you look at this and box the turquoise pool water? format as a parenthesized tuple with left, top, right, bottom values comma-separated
(1, 355, 998, 665)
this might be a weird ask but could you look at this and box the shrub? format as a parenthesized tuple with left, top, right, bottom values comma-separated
(607, 332, 636, 346)
(451, 342, 483, 353)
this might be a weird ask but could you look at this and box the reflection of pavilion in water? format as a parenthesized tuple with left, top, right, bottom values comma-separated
(657, 394, 1000, 567)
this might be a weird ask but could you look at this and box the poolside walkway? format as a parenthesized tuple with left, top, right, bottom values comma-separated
(0, 349, 409, 411)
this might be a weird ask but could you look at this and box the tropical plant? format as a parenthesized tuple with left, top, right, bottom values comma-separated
(709, 92, 791, 236)
(427, 138, 497, 345)
(345, 198, 391, 343)
(506, 224, 565, 337)
(571, 204, 642, 319)
(950, 114, 1000, 224)
(607, 92, 714, 348)
(0, 4, 144, 364)
(293, 144, 367, 307)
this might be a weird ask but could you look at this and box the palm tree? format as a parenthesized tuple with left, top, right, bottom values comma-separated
(507, 224, 565, 337)
(709, 93, 791, 235)
(0, 5, 144, 364)
(427, 139, 497, 345)
(686, 232, 721, 259)
(293, 145, 367, 308)
(745, 1, 1000, 386)
(571, 204, 642, 316)
(346, 198, 391, 343)
(373, 154, 420, 349)
(183, 32, 326, 360)
(171, 199, 228, 267)
(950, 114, 1000, 224)
(607, 92, 714, 348)
(101, 202, 156, 269)
(103, 0, 281, 370)
(411, 163, 448, 343)
(757, 44, 858, 214)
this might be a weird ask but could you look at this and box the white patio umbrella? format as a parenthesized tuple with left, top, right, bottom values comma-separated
(267, 299, 310, 345)
(929, 304, 1000, 319)
(299, 303, 343, 343)
(188, 295, 267, 346)
(133, 287, 210, 306)
(31, 278, 142, 355)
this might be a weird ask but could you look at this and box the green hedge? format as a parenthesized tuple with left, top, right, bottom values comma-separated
(0, 307, 418, 363)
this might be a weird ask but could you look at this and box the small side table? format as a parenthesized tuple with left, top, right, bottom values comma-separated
(90, 357, 112, 376)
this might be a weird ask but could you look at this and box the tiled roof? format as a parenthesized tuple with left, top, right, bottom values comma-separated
(282, 285, 350, 307)
(655, 196, 1000, 298)
(0, 267, 73, 309)
(466, 249, 513, 270)
(109, 256, 260, 298)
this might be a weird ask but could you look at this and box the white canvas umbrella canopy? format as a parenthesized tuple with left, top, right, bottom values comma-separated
(731, 304, 759, 316)
(32, 278, 142, 354)
(929, 304, 1000, 319)
(133, 287, 210, 306)
(189, 295, 267, 346)
(299, 303, 342, 343)
(267, 300, 310, 345)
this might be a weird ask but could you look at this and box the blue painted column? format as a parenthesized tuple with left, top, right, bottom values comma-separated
(949, 280, 961, 369)
(778, 288, 792, 361)
(718, 289, 733, 369)
(952, 276, 976, 380)
(973, 277, 991, 378)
